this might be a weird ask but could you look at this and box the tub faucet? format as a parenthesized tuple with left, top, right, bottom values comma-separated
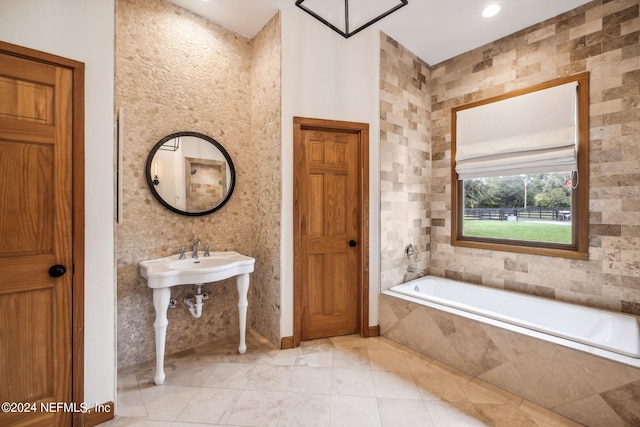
(192, 239, 200, 258)
(405, 244, 417, 260)
(407, 266, 424, 277)
(403, 265, 424, 283)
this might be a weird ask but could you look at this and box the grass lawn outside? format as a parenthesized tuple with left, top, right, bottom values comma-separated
(463, 220, 572, 244)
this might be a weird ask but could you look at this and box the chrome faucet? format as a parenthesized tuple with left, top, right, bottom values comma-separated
(204, 243, 210, 257)
(175, 245, 186, 260)
(192, 239, 200, 258)
(405, 243, 417, 260)
(407, 266, 424, 276)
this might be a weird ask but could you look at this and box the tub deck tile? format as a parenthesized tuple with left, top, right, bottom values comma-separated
(553, 394, 627, 427)
(380, 292, 640, 426)
(598, 379, 640, 426)
(519, 400, 584, 427)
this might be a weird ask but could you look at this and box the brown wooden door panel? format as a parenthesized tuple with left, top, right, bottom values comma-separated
(0, 117, 56, 144)
(0, 76, 54, 124)
(0, 141, 55, 256)
(0, 53, 57, 86)
(305, 251, 351, 316)
(0, 287, 55, 402)
(0, 49, 74, 427)
(294, 118, 368, 343)
(0, 255, 56, 287)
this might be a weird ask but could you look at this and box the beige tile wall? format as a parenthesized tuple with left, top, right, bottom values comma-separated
(379, 4, 640, 421)
(379, 34, 432, 290)
(249, 13, 282, 346)
(429, 0, 640, 314)
(116, 0, 281, 368)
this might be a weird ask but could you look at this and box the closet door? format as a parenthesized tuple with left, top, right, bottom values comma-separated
(0, 47, 76, 427)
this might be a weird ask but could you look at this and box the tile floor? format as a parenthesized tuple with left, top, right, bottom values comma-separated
(103, 331, 583, 426)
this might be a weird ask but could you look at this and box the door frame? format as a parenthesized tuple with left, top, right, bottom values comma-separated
(0, 41, 85, 423)
(293, 117, 369, 347)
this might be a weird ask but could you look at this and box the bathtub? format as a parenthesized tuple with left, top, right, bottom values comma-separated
(385, 275, 640, 365)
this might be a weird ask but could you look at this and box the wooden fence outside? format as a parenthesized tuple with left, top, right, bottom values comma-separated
(464, 207, 570, 221)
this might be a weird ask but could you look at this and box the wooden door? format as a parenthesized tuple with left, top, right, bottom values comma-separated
(0, 43, 83, 427)
(294, 117, 369, 344)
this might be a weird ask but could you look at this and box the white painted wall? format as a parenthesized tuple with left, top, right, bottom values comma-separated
(0, 0, 116, 407)
(279, 5, 381, 338)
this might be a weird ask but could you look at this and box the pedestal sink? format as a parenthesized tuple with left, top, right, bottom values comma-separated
(140, 251, 255, 385)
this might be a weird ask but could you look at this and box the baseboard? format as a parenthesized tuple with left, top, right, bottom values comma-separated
(281, 328, 378, 348)
(84, 401, 114, 426)
(367, 325, 380, 337)
(280, 336, 294, 349)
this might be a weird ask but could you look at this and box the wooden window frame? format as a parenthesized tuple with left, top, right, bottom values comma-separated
(451, 73, 590, 260)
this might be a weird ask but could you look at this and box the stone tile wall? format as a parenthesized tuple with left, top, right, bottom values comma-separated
(380, 294, 640, 426)
(379, 2, 640, 422)
(429, 0, 640, 314)
(379, 34, 432, 290)
(116, 0, 280, 368)
(249, 13, 282, 346)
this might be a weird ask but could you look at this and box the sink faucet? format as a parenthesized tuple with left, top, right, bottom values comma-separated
(192, 239, 200, 258)
(175, 245, 186, 260)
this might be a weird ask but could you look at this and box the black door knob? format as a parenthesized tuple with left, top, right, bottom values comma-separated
(348, 240, 357, 247)
(49, 265, 67, 278)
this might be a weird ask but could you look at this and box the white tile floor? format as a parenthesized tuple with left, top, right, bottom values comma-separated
(102, 331, 583, 426)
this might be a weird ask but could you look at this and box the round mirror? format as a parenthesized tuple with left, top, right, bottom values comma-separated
(145, 131, 236, 216)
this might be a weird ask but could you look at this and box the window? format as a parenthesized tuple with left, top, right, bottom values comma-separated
(451, 73, 589, 259)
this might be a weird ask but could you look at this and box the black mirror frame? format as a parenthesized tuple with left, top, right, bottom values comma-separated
(145, 131, 236, 216)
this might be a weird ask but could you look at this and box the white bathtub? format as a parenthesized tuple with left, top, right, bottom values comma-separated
(386, 276, 640, 365)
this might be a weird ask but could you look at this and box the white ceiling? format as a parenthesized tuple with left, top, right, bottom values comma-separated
(167, 0, 591, 65)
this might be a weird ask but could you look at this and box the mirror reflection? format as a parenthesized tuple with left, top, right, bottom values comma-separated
(146, 132, 235, 216)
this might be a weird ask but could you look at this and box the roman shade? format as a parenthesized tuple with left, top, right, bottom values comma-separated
(455, 82, 578, 180)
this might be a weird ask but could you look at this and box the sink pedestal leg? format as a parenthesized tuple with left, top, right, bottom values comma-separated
(151, 273, 251, 385)
(237, 273, 250, 354)
(152, 287, 171, 385)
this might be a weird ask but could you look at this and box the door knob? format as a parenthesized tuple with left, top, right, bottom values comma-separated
(48, 264, 67, 278)
(348, 240, 357, 247)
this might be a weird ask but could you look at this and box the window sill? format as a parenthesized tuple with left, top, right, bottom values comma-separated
(451, 238, 589, 260)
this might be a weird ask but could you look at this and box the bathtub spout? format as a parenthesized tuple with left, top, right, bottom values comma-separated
(407, 266, 424, 277)
(403, 266, 424, 283)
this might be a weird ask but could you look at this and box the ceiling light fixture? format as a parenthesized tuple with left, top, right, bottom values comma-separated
(295, 0, 408, 39)
(482, 4, 501, 18)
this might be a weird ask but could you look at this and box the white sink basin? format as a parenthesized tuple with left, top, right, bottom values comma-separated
(140, 250, 256, 385)
(140, 251, 255, 288)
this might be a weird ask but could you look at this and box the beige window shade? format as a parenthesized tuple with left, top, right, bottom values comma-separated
(455, 82, 578, 179)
